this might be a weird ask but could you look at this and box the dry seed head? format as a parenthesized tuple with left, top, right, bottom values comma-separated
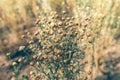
(12, 62, 17, 66)
(30, 61, 34, 66)
(3, 39, 8, 44)
(33, 54, 37, 59)
(53, 23, 57, 27)
(66, 17, 71, 21)
(55, 14, 59, 19)
(82, 27, 86, 31)
(30, 71, 34, 75)
(61, 17, 65, 21)
(75, 23, 79, 26)
(6, 52, 11, 56)
(49, 31, 54, 35)
(53, 38, 59, 43)
(47, 21, 51, 24)
(22, 57, 25, 60)
(58, 29, 63, 33)
(55, 50, 61, 55)
(51, 15, 55, 19)
(29, 45, 33, 49)
(41, 64, 45, 69)
(44, 34, 47, 38)
(100, 64, 109, 74)
(95, 30, 100, 34)
(27, 32, 30, 35)
(29, 40, 34, 44)
(54, 53, 59, 56)
(43, 18, 47, 22)
(69, 20, 73, 24)
(59, 69, 64, 74)
(86, 32, 91, 37)
(58, 21, 63, 26)
(53, 56, 57, 61)
(11, 77, 16, 80)
(57, 54, 60, 58)
(88, 37, 94, 43)
(21, 35, 25, 39)
(61, 32, 66, 36)
(32, 48, 36, 52)
(87, 70, 92, 75)
(80, 36, 84, 39)
(34, 31, 39, 36)
(73, 53, 77, 58)
(83, 24, 88, 27)
(62, 10, 66, 14)
(71, 17, 75, 20)
(66, 22, 69, 26)
(56, 73, 60, 78)
(24, 30, 28, 34)
(68, 23, 73, 27)
(36, 61, 39, 65)
(43, 54, 48, 59)
(35, 19, 40, 24)
(18, 58, 22, 62)
(36, 74, 43, 79)
(19, 46, 25, 51)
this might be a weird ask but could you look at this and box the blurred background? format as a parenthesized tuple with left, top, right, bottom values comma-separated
(0, 0, 120, 80)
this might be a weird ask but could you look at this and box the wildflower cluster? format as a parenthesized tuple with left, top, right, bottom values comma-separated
(21, 11, 87, 80)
